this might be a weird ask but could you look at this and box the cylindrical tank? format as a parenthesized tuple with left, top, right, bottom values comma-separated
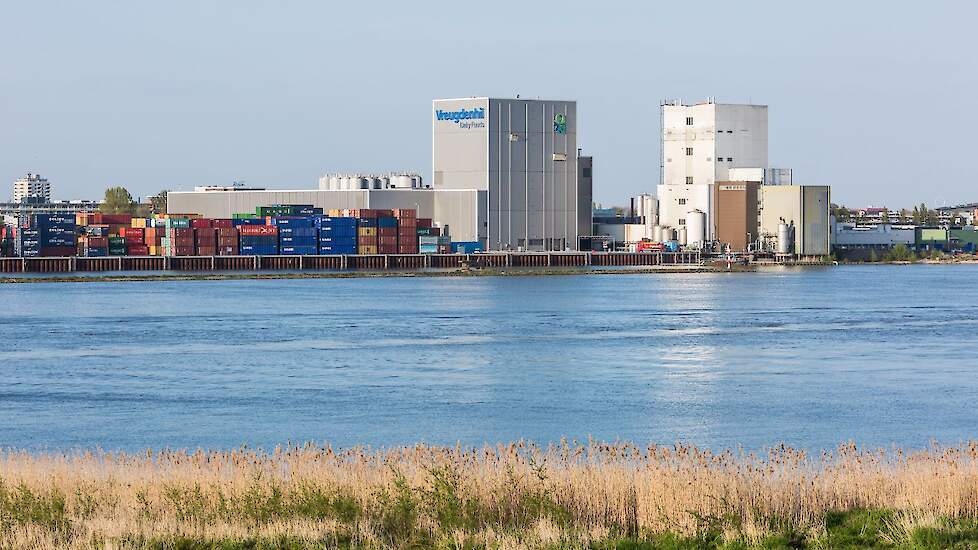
(357, 177, 370, 190)
(390, 174, 412, 189)
(652, 225, 662, 243)
(328, 176, 341, 191)
(411, 175, 423, 189)
(777, 222, 792, 254)
(660, 226, 673, 242)
(678, 226, 688, 246)
(686, 210, 706, 248)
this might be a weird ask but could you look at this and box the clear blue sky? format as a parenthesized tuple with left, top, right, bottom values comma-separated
(2, 1, 974, 208)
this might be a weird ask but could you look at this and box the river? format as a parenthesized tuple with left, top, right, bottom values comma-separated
(2, 265, 976, 451)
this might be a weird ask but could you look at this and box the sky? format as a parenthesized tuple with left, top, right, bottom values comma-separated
(2, 1, 975, 208)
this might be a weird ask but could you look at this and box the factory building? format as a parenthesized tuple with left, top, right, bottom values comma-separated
(657, 100, 768, 239)
(713, 182, 760, 252)
(433, 97, 590, 251)
(758, 185, 831, 256)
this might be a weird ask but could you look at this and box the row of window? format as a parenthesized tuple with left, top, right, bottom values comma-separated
(683, 149, 733, 162)
(682, 118, 739, 135)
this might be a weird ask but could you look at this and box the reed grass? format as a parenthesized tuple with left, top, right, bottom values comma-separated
(3, 440, 978, 549)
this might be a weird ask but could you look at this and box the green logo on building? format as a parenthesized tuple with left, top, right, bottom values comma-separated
(553, 113, 567, 134)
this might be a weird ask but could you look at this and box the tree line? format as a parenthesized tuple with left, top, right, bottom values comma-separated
(99, 187, 168, 216)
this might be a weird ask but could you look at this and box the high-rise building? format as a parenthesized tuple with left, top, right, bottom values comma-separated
(13, 173, 52, 203)
(656, 101, 768, 239)
(432, 97, 589, 251)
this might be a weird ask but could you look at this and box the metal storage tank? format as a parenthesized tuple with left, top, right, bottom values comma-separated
(678, 226, 688, 246)
(777, 222, 794, 254)
(686, 209, 706, 248)
(390, 174, 412, 189)
(410, 175, 423, 189)
(652, 225, 662, 243)
(328, 176, 341, 191)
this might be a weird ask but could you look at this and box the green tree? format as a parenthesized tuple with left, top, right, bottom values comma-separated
(880, 209, 890, 224)
(150, 190, 168, 215)
(100, 186, 137, 215)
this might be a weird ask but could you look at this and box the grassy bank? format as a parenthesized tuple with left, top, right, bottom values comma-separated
(4, 443, 978, 548)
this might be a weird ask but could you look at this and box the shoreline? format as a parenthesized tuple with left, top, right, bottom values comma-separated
(0, 264, 753, 284)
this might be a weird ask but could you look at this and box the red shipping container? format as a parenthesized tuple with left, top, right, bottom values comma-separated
(218, 237, 239, 247)
(125, 236, 144, 245)
(191, 218, 212, 228)
(393, 208, 416, 219)
(84, 236, 108, 247)
(212, 219, 233, 228)
(171, 237, 194, 247)
(374, 209, 393, 217)
(126, 245, 149, 256)
(378, 236, 397, 246)
(101, 214, 132, 225)
(358, 235, 378, 245)
(239, 225, 278, 236)
(429, 227, 442, 237)
(378, 245, 397, 254)
(171, 247, 195, 256)
(216, 246, 237, 255)
(167, 228, 193, 237)
(40, 246, 76, 257)
(378, 227, 397, 237)
(194, 229, 216, 243)
(216, 228, 238, 237)
(398, 226, 417, 235)
(121, 227, 144, 238)
(398, 246, 419, 254)
(399, 218, 417, 228)
(417, 218, 433, 228)
(196, 247, 217, 256)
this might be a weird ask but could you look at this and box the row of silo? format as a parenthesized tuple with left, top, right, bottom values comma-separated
(318, 173, 425, 191)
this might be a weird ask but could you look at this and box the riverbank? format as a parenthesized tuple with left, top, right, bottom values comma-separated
(0, 264, 736, 284)
(3, 442, 978, 549)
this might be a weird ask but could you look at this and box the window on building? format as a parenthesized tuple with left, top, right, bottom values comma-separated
(727, 157, 733, 162)
(678, 219, 686, 226)
(685, 148, 693, 156)
(685, 177, 693, 184)
(679, 198, 687, 205)
(686, 117, 693, 125)
(582, 167, 592, 178)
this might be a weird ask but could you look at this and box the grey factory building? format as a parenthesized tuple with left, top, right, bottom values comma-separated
(433, 97, 591, 251)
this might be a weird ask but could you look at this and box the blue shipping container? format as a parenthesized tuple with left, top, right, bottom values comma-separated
(239, 245, 279, 255)
(278, 227, 318, 237)
(279, 236, 318, 245)
(319, 236, 357, 244)
(377, 217, 398, 228)
(316, 217, 358, 227)
(318, 226, 357, 238)
(280, 246, 318, 255)
(451, 242, 484, 253)
(319, 245, 357, 254)
(233, 218, 266, 226)
(357, 217, 378, 227)
(272, 217, 315, 228)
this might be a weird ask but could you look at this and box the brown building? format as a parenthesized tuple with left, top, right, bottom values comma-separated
(713, 182, 760, 252)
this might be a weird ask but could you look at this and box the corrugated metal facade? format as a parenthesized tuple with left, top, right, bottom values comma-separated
(713, 182, 759, 252)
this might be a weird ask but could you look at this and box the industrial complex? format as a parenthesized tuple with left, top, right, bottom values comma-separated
(4, 95, 976, 266)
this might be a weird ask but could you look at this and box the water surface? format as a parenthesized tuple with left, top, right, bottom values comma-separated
(2, 265, 976, 451)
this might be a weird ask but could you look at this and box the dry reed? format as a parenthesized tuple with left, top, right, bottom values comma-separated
(2, 440, 978, 549)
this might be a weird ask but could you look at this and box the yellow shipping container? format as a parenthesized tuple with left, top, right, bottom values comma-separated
(358, 227, 377, 237)
(328, 209, 342, 217)
(358, 245, 378, 255)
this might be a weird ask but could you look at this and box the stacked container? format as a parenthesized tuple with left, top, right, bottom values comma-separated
(107, 236, 127, 256)
(377, 213, 398, 255)
(162, 217, 194, 256)
(214, 219, 238, 255)
(121, 227, 148, 256)
(357, 211, 379, 254)
(239, 225, 278, 255)
(273, 217, 317, 255)
(18, 228, 41, 257)
(317, 216, 357, 255)
(32, 213, 77, 256)
(191, 218, 216, 256)
(394, 209, 418, 254)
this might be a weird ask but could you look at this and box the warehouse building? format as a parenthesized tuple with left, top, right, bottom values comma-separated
(433, 97, 590, 251)
(713, 182, 760, 252)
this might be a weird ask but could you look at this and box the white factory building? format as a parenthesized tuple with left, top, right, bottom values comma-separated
(656, 100, 768, 240)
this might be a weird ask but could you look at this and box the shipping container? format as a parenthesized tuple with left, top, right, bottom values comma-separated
(318, 226, 357, 238)
(393, 208, 416, 219)
(377, 216, 398, 228)
(417, 218, 433, 229)
(358, 227, 377, 237)
(239, 225, 278, 236)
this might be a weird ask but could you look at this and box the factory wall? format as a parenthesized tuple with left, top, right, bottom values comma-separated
(713, 182, 759, 252)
